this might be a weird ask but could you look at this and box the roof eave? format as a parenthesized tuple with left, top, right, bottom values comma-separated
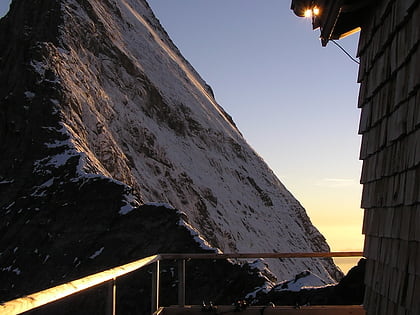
(291, 0, 373, 46)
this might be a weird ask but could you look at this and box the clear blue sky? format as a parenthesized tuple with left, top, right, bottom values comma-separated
(0, 1, 364, 254)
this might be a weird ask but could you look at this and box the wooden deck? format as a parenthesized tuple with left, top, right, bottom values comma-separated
(155, 305, 366, 315)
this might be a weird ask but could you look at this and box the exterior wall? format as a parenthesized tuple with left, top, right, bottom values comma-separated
(357, 0, 420, 314)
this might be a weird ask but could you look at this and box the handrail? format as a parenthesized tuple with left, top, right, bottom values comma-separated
(0, 255, 160, 315)
(159, 251, 364, 260)
(0, 251, 364, 315)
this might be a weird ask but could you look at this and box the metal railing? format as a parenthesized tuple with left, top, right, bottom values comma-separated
(0, 251, 363, 315)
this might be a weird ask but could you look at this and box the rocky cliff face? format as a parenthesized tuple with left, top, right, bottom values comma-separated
(0, 0, 340, 304)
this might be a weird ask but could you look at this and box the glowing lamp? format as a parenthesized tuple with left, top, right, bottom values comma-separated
(304, 6, 320, 18)
(304, 8, 312, 17)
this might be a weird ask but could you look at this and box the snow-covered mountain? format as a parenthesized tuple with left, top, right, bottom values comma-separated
(0, 0, 341, 300)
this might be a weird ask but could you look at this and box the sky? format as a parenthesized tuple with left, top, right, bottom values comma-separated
(0, 1, 364, 265)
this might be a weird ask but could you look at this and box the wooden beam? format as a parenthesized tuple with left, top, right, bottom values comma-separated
(157, 305, 366, 315)
(151, 260, 160, 314)
(320, 0, 344, 46)
(159, 252, 364, 260)
(0, 255, 159, 315)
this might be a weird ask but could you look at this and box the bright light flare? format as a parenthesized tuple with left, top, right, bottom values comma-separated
(304, 6, 320, 18)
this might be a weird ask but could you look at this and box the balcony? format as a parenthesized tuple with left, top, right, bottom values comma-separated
(0, 252, 365, 315)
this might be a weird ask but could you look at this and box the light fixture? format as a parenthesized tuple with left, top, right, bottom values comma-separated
(304, 6, 320, 18)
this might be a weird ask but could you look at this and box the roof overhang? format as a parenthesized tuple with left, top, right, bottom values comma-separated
(291, 0, 373, 46)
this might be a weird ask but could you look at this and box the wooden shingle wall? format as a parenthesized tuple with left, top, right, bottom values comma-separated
(357, 0, 420, 314)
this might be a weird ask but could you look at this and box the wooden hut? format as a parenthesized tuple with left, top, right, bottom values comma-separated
(291, 0, 420, 314)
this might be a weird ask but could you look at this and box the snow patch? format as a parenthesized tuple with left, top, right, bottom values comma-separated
(50, 98, 60, 105)
(249, 259, 270, 272)
(119, 203, 133, 215)
(0, 179, 14, 185)
(40, 178, 55, 188)
(30, 60, 46, 76)
(274, 270, 333, 292)
(89, 247, 104, 259)
(5, 201, 15, 210)
(34, 150, 78, 172)
(119, 193, 140, 214)
(47, 153, 74, 167)
(177, 216, 222, 254)
(24, 91, 36, 99)
(45, 140, 69, 148)
(144, 202, 175, 210)
(30, 178, 55, 197)
(245, 281, 273, 300)
(1, 266, 20, 275)
(43, 255, 50, 264)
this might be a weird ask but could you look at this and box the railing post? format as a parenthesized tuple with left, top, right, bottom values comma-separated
(178, 259, 186, 307)
(151, 260, 160, 314)
(107, 278, 116, 315)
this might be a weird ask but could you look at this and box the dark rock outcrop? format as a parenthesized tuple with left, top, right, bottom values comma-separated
(2, 204, 266, 314)
(256, 258, 366, 306)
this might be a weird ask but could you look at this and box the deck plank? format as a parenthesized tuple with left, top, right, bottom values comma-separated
(156, 305, 366, 315)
